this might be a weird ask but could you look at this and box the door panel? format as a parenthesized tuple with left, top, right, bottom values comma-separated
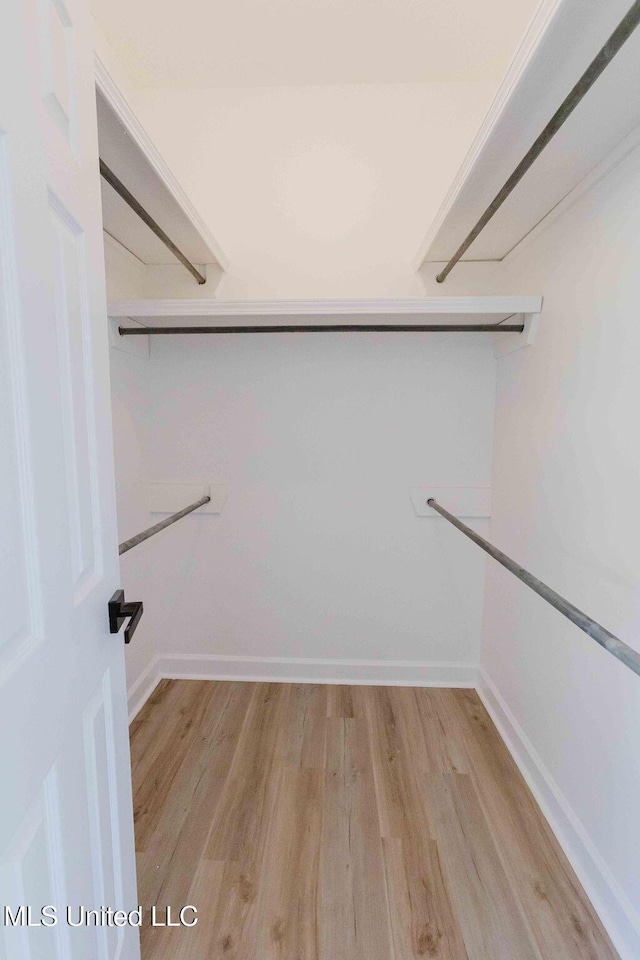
(38, 0, 75, 145)
(0, 133, 45, 681)
(49, 189, 101, 596)
(84, 669, 130, 960)
(0, 769, 71, 960)
(0, 0, 139, 956)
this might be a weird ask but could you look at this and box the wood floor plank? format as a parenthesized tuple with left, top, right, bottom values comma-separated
(173, 860, 226, 960)
(326, 684, 365, 719)
(413, 688, 469, 775)
(130, 680, 206, 788)
(278, 682, 327, 769)
(320, 717, 393, 960)
(203, 860, 262, 959)
(139, 861, 226, 960)
(430, 772, 541, 960)
(250, 767, 324, 959)
(383, 836, 470, 960)
(364, 686, 435, 840)
(205, 682, 291, 863)
(145, 859, 259, 960)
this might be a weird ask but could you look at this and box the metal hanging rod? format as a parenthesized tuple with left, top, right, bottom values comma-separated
(436, 0, 640, 283)
(99, 160, 207, 285)
(118, 495, 210, 555)
(427, 497, 640, 679)
(119, 323, 525, 336)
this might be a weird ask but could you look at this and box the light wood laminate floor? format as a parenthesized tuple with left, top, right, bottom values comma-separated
(131, 680, 619, 960)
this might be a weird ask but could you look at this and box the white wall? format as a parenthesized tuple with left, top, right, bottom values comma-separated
(111, 331, 496, 696)
(103, 234, 145, 299)
(473, 144, 640, 956)
(132, 81, 496, 299)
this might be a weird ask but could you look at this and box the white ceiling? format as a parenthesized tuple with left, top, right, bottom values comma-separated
(91, 0, 540, 89)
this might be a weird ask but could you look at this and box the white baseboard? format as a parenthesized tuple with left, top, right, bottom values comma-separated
(127, 656, 161, 722)
(127, 654, 476, 721)
(477, 666, 640, 960)
(156, 653, 477, 687)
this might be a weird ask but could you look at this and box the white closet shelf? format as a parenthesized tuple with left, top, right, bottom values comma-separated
(417, 0, 640, 268)
(107, 296, 542, 328)
(96, 66, 227, 271)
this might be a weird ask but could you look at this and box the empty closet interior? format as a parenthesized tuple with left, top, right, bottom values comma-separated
(95, 0, 640, 956)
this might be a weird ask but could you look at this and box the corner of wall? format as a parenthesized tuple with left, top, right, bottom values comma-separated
(127, 655, 161, 723)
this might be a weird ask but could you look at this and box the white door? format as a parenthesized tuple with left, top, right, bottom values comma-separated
(0, 0, 139, 957)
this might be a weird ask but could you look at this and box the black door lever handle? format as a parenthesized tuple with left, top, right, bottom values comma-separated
(108, 589, 144, 644)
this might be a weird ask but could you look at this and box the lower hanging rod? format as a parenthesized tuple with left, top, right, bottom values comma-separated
(119, 323, 524, 336)
(119, 495, 210, 555)
(99, 160, 207, 285)
(427, 497, 640, 679)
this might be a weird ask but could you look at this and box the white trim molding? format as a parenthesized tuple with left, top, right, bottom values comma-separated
(157, 654, 477, 687)
(94, 52, 229, 271)
(127, 655, 478, 721)
(477, 666, 640, 960)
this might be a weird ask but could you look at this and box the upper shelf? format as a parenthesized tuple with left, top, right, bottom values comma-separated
(417, 0, 640, 266)
(96, 73, 227, 270)
(107, 296, 542, 328)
